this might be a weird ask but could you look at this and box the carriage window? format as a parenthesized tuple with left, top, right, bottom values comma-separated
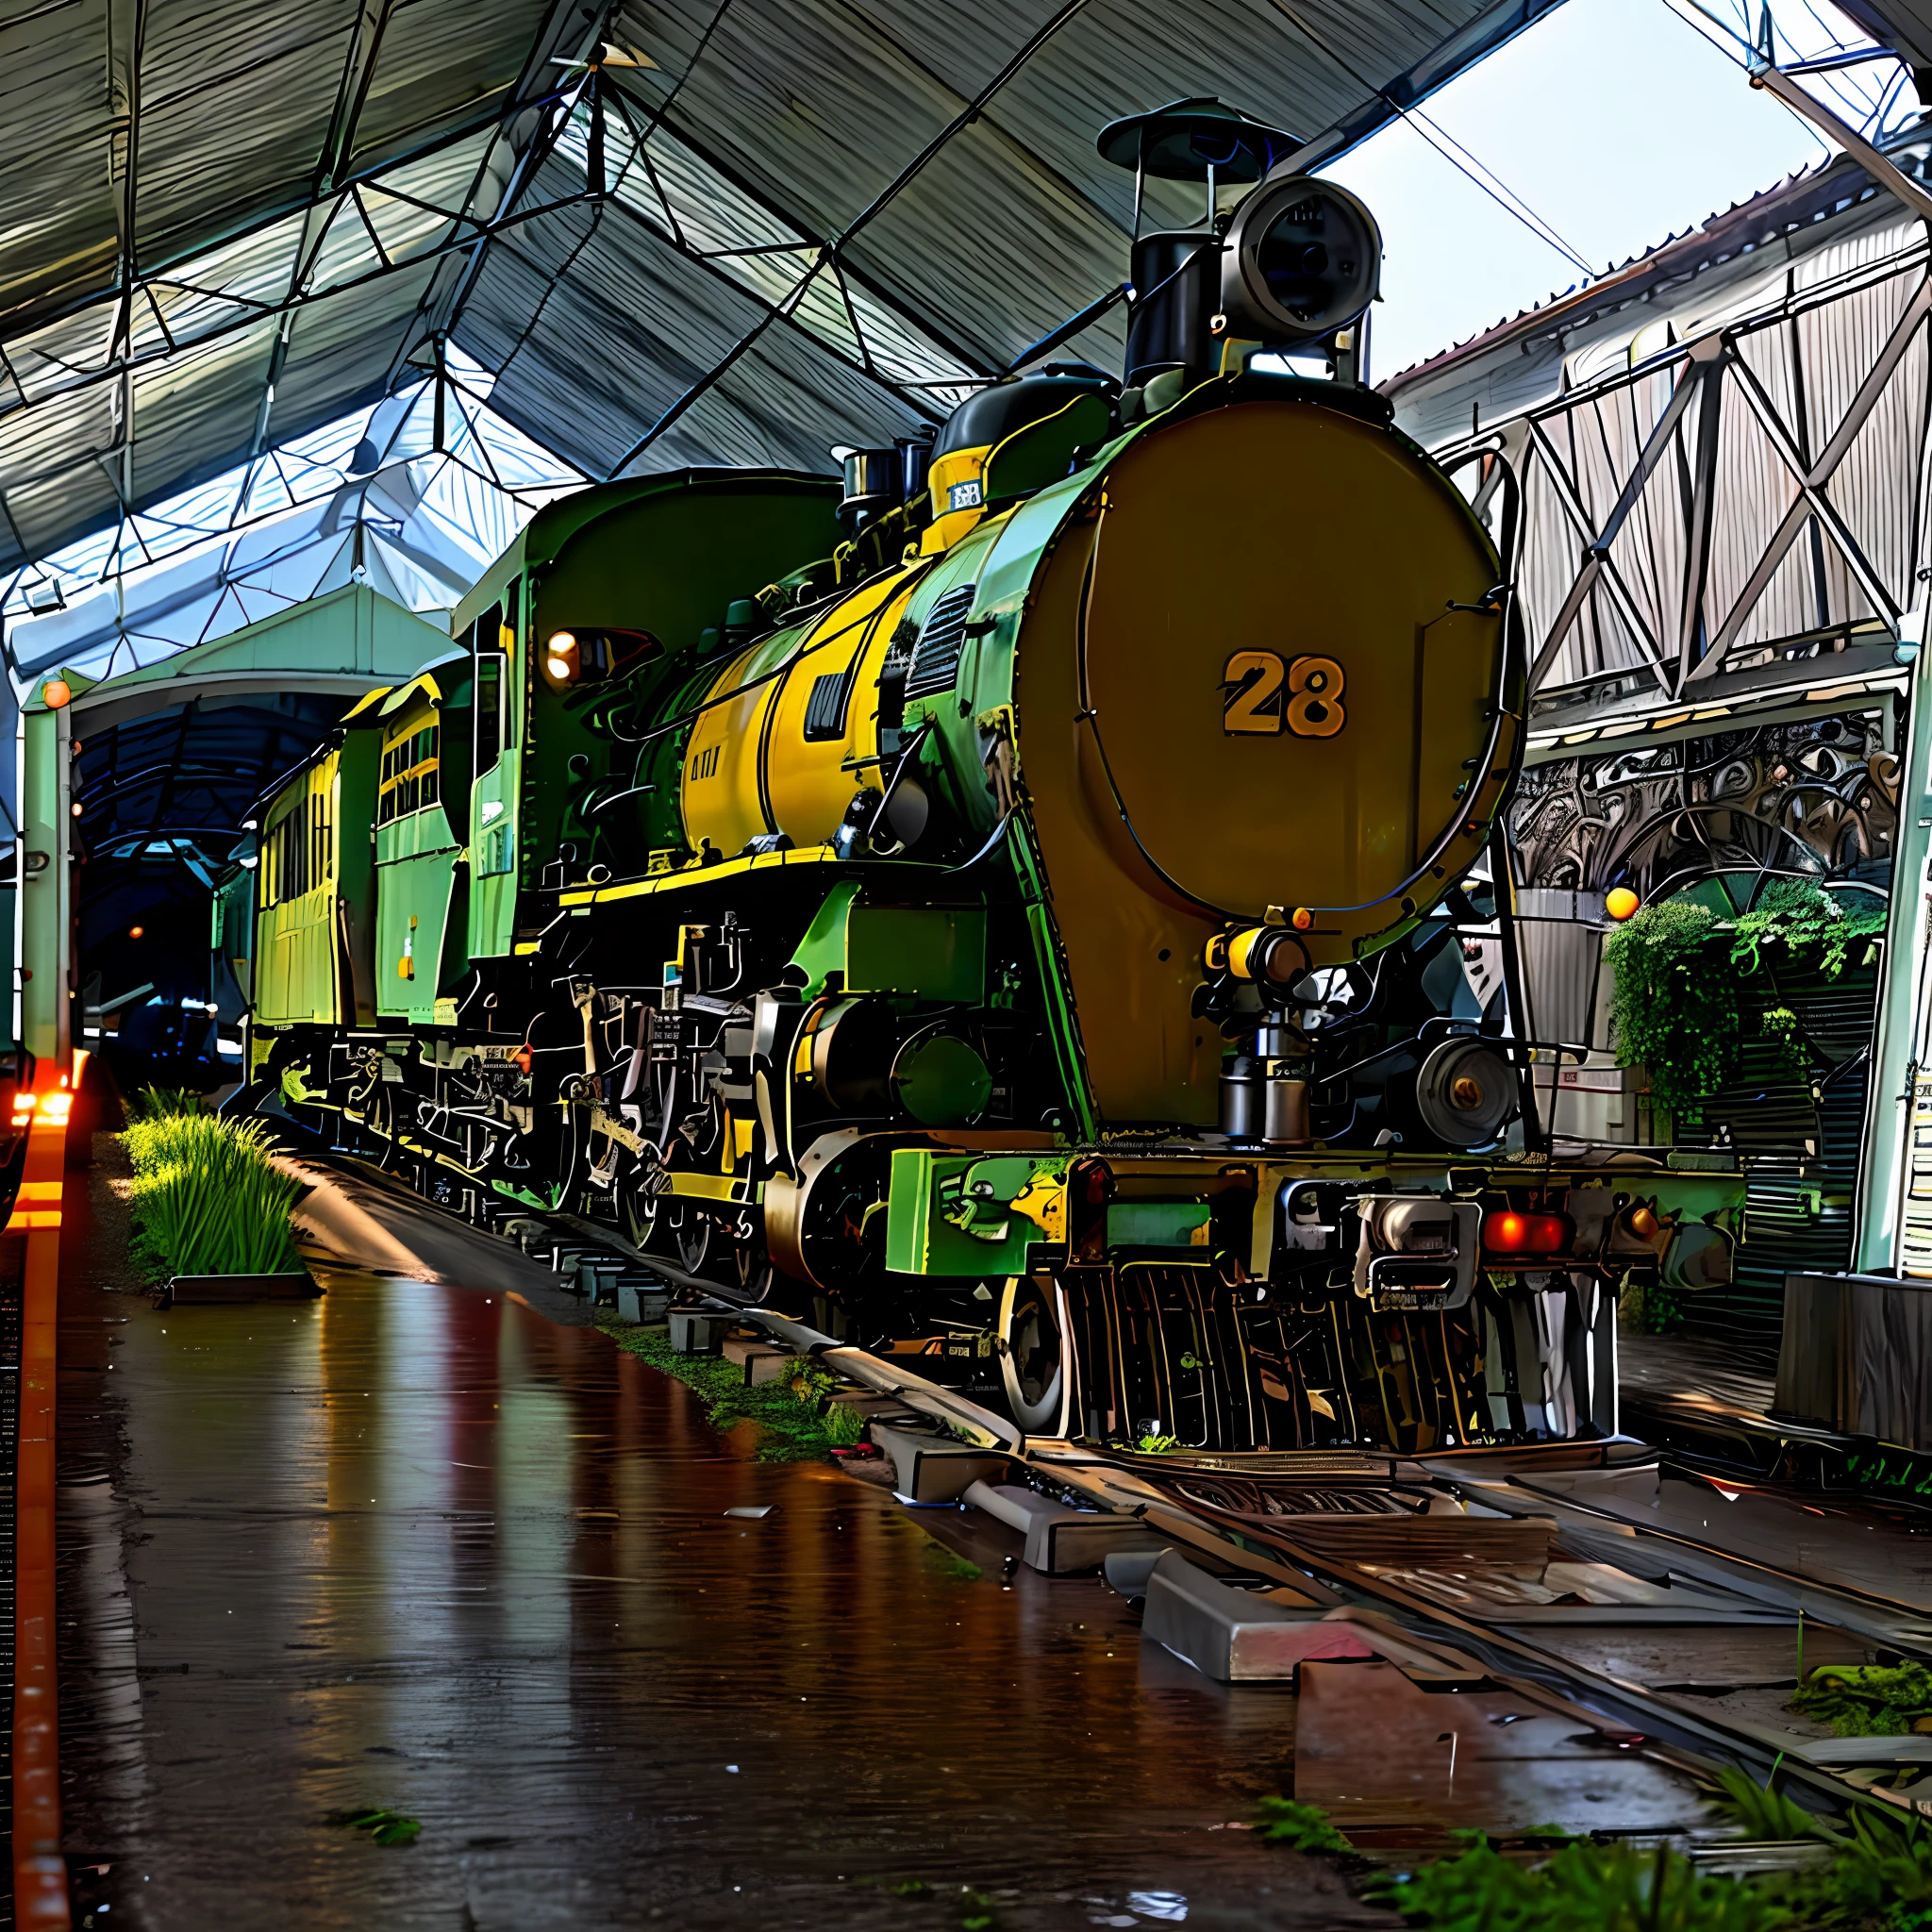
(475, 652, 504, 777)
(310, 789, 330, 889)
(378, 723, 441, 824)
(263, 795, 320, 906)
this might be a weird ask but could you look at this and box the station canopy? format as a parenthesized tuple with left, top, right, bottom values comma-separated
(0, 0, 1598, 679)
(7, 0, 1932, 688)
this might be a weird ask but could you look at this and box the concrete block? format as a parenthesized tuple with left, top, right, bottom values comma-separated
(548, 1246, 596, 1293)
(668, 1309, 735, 1355)
(871, 1421, 1008, 1503)
(723, 1337, 794, 1385)
(1142, 1551, 1378, 1682)
(615, 1281, 670, 1324)
(962, 1480, 1170, 1575)
(1104, 1547, 1171, 1600)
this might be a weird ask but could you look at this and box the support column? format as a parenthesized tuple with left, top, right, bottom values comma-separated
(1856, 635, 1932, 1273)
(18, 681, 75, 1073)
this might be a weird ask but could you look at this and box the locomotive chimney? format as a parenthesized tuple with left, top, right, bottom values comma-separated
(1095, 98, 1300, 394)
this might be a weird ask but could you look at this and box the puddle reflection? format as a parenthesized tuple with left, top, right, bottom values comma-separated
(60, 1272, 1384, 1929)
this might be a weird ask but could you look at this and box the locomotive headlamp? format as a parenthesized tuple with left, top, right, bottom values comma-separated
(1220, 175, 1380, 342)
(544, 630, 578, 682)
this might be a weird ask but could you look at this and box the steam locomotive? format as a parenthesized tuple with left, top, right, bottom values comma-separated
(242, 102, 1740, 1455)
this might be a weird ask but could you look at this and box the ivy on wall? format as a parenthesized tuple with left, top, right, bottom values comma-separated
(1604, 879, 1884, 1110)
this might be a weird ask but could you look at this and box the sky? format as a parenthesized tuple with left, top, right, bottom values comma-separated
(1324, 0, 1895, 377)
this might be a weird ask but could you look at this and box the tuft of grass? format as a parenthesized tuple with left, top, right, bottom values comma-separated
(1368, 1839, 1781, 1931)
(1790, 1663, 1932, 1739)
(922, 1538, 981, 1584)
(594, 1319, 852, 1461)
(1709, 1766, 1839, 1844)
(1257, 1768, 1932, 1931)
(824, 1402, 867, 1448)
(958, 1886, 1002, 1930)
(1255, 1797, 1356, 1856)
(126, 1085, 205, 1121)
(121, 1111, 303, 1278)
(326, 1806, 421, 1848)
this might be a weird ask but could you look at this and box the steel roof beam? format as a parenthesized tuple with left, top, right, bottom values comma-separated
(604, 0, 1098, 475)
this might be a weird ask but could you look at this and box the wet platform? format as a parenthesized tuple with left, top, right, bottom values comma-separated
(49, 1144, 1384, 1931)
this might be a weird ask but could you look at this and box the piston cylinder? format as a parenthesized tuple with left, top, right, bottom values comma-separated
(1263, 1073, 1310, 1145)
(1219, 1057, 1263, 1140)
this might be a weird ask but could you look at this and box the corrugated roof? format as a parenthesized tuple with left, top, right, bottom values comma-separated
(0, 0, 1569, 576)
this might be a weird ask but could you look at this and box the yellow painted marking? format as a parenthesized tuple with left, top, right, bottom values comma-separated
(662, 1172, 760, 1204)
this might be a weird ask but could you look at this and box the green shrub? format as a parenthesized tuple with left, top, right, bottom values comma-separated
(1605, 880, 1882, 1109)
(1605, 899, 1740, 1109)
(122, 1113, 302, 1277)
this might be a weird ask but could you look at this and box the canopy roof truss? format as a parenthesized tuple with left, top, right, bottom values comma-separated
(0, 0, 1574, 603)
(1432, 209, 1932, 758)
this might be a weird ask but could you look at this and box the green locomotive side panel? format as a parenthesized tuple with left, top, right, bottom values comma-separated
(886, 1148, 1057, 1276)
(1108, 1202, 1212, 1247)
(460, 475, 841, 921)
(210, 868, 254, 1006)
(335, 729, 382, 1026)
(375, 811, 461, 1023)
(789, 883, 987, 1001)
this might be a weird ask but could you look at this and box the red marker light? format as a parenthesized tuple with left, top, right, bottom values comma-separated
(1483, 1210, 1569, 1254)
(1484, 1210, 1528, 1253)
(1525, 1213, 1570, 1251)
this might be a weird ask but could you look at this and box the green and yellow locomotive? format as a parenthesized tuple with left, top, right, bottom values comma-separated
(248, 112, 1739, 1455)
